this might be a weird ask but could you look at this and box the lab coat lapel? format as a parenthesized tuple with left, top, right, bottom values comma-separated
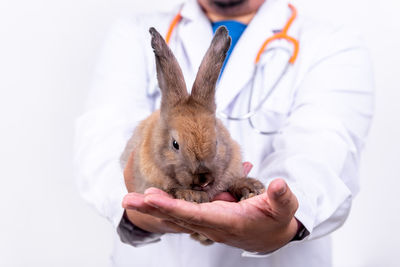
(215, 0, 291, 113)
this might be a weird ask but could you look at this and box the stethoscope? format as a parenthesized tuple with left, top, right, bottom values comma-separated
(163, 3, 299, 135)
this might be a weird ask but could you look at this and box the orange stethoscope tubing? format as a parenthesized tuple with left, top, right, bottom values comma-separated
(165, 12, 182, 45)
(255, 3, 299, 64)
(165, 3, 299, 65)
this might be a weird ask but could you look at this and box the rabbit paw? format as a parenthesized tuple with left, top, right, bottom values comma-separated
(190, 232, 214, 245)
(173, 189, 210, 203)
(229, 177, 265, 201)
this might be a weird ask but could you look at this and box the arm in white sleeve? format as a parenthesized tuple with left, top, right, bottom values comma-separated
(260, 28, 374, 241)
(74, 17, 162, 246)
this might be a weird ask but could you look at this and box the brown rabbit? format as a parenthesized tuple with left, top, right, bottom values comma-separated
(121, 26, 265, 244)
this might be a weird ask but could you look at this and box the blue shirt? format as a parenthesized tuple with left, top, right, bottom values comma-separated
(212, 21, 247, 76)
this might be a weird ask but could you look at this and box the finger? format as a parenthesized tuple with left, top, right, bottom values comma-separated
(144, 193, 235, 229)
(123, 193, 175, 220)
(242, 162, 253, 176)
(144, 187, 170, 197)
(172, 221, 232, 245)
(125, 205, 194, 234)
(161, 220, 195, 234)
(122, 192, 146, 210)
(212, 192, 236, 202)
(164, 219, 223, 242)
(266, 178, 299, 220)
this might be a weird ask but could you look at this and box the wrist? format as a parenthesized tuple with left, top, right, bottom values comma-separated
(255, 218, 299, 254)
(125, 209, 165, 234)
(290, 218, 308, 241)
(286, 217, 300, 241)
(118, 210, 163, 246)
(274, 217, 299, 251)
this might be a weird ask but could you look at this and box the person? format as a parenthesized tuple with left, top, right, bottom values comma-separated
(74, 0, 374, 266)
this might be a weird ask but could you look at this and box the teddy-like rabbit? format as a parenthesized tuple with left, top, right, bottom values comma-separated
(121, 26, 265, 244)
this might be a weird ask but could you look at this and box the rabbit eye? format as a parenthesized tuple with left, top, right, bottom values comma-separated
(172, 140, 179, 150)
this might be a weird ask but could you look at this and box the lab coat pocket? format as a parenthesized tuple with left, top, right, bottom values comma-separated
(248, 55, 296, 134)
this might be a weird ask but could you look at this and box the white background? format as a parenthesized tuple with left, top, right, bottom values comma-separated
(0, 0, 399, 266)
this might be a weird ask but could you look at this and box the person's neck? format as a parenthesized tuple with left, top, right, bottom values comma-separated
(206, 11, 257, 24)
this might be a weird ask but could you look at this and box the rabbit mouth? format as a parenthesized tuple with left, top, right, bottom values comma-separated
(192, 183, 213, 191)
(191, 173, 214, 191)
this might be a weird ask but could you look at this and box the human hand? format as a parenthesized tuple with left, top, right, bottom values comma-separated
(123, 150, 192, 234)
(122, 150, 253, 234)
(124, 178, 299, 253)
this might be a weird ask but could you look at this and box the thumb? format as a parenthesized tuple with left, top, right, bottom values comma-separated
(267, 178, 298, 221)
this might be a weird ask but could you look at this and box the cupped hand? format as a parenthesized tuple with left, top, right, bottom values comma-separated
(123, 178, 299, 253)
(122, 150, 253, 234)
(123, 190, 193, 234)
(123, 150, 193, 234)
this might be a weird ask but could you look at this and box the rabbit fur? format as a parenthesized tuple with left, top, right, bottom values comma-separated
(121, 26, 265, 244)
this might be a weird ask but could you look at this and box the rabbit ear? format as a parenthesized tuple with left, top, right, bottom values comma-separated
(149, 27, 188, 112)
(189, 26, 231, 112)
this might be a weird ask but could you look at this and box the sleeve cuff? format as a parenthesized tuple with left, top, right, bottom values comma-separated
(117, 211, 163, 247)
(290, 219, 309, 241)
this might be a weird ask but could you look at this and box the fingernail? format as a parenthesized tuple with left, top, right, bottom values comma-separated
(276, 183, 287, 196)
(144, 188, 155, 194)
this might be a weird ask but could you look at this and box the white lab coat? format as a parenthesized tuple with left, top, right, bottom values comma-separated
(74, 0, 374, 266)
